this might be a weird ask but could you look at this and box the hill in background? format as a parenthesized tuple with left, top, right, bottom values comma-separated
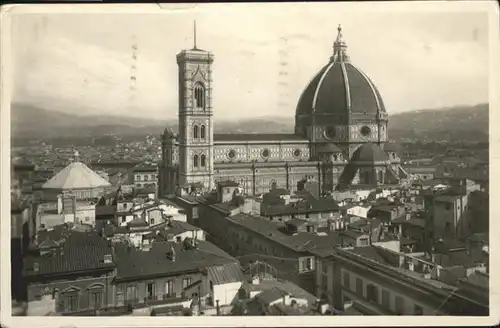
(388, 103, 488, 143)
(10, 102, 488, 143)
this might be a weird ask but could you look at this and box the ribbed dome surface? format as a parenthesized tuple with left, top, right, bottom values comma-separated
(296, 26, 385, 118)
(296, 62, 386, 116)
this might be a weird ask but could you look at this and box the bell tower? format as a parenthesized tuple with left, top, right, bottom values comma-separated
(176, 21, 214, 191)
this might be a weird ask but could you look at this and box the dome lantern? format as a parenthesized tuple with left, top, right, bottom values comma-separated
(331, 25, 350, 63)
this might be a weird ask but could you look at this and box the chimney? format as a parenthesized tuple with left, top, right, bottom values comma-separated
(170, 245, 176, 262)
(57, 194, 63, 214)
(319, 302, 329, 315)
(103, 254, 112, 264)
(315, 299, 322, 313)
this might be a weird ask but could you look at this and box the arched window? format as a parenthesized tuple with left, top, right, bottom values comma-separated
(200, 125, 206, 139)
(193, 125, 199, 139)
(200, 154, 206, 167)
(194, 82, 205, 109)
(193, 155, 199, 168)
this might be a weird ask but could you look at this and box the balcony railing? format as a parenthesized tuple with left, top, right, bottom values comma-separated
(132, 294, 187, 309)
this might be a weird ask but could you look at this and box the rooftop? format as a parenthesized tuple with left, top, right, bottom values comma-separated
(206, 262, 246, 285)
(24, 229, 114, 277)
(113, 240, 238, 281)
(95, 205, 116, 217)
(42, 161, 111, 190)
(247, 279, 317, 304)
(468, 232, 489, 244)
(341, 246, 454, 290)
(213, 133, 308, 143)
(227, 213, 341, 254)
(262, 198, 340, 216)
(133, 162, 158, 172)
(460, 271, 489, 289)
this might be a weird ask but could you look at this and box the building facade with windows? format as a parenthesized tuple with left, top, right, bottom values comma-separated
(132, 162, 158, 191)
(112, 240, 245, 311)
(314, 244, 489, 316)
(23, 230, 116, 316)
(194, 186, 339, 294)
(160, 26, 408, 197)
(424, 178, 488, 242)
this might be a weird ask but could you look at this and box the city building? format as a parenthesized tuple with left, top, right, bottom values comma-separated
(112, 198, 187, 228)
(189, 181, 344, 294)
(314, 240, 489, 316)
(406, 166, 437, 181)
(132, 161, 158, 192)
(22, 221, 245, 316)
(23, 227, 116, 316)
(160, 26, 408, 197)
(41, 151, 112, 202)
(234, 274, 320, 315)
(12, 157, 36, 195)
(112, 238, 245, 315)
(423, 178, 488, 241)
(102, 217, 205, 248)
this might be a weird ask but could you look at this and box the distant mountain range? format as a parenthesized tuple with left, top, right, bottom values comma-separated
(389, 103, 488, 143)
(10, 102, 488, 143)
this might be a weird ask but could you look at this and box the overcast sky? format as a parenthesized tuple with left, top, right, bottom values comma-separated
(10, 3, 490, 120)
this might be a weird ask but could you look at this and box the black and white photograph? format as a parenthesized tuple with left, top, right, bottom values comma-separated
(1, 2, 498, 326)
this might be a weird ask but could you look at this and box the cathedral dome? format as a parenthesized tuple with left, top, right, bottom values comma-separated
(296, 26, 386, 118)
(350, 143, 389, 164)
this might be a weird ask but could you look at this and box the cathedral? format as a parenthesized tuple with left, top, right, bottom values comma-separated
(160, 25, 408, 197)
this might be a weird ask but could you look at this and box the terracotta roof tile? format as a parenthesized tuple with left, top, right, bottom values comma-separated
(206, 262, 245, 285)
(114, 240, 238, 281)
(25, 230, 114, 276)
